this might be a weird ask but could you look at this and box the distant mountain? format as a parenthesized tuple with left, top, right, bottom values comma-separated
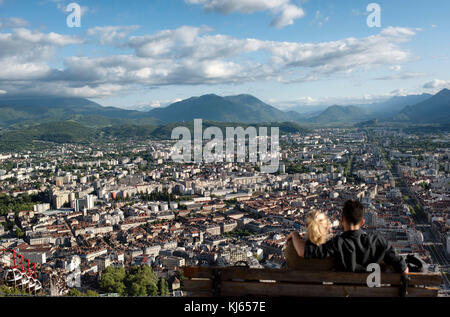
(285, 94, 432, 120)
(311, 105, 371, 123)
(396, 88, 450, 123)
(1, 90, 447, 129)
(147, 94, 302, 123)
(361, 93, 432, 114)
(286, 104, 330, 115)
(304, 90, 448, 124)
(0, 95, 161, 128)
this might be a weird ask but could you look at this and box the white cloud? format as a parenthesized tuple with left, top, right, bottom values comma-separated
(13, 28, 83, 46)
(0, 28, 83, 81)
(0, 25, 418, 98)
(186, 0, 289, 14)
(270, 3, 305, 28)
(3, 81, 124, 98)
(185, 0, 305, 28)
(127, 26, 213, 58)
(0, 58, 51, 80)
(423, 79, 450, 90)
(86, 25, 139, 45)
(0, 89, 6, 94)
(262, 26, 416, 77)
(389, 88, 408, 96)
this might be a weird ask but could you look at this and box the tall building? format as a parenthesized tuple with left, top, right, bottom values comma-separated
(86, 194, 95, 210)
(33, 203, 51, 213)
(72, 194, 95, 212)
(71, 199, 81, 212)
(52, 191, 70, 209)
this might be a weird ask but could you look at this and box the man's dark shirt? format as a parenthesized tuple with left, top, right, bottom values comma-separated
(304, 229, 407, 273)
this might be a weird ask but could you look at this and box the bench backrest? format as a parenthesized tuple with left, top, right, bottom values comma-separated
(183, 265, 442, 297)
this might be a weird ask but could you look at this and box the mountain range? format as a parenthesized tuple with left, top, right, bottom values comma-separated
(311, 105, 371, 123)
(0, 89, 449, 130)
(359, 93, 432, 114)
(147, 94, 302, 123)
(0, 96, 161, 128)
(302, 90, 449, 124)
(395, 89, 450, 123)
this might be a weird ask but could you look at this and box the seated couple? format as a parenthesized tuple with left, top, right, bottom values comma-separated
(285, 200, 409, 274)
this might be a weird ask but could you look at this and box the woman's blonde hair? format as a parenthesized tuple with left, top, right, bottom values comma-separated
(306, 210, 330, 246)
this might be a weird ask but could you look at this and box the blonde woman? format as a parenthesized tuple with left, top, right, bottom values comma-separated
(284, 210, 331, 269)
(304, 210, 331, 246)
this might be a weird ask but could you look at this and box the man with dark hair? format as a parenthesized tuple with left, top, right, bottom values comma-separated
(287, 200, 409, 273)
(342, 199, 365, 227)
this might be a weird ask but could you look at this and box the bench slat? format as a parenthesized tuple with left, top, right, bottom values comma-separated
(183, 267, 442, 287)
(184, 279, 213, 291)
(220, 281, 439, 297)
(184, 266, 214, 279)
(221, 269, 441, 287)
(183, 279, 214, 297)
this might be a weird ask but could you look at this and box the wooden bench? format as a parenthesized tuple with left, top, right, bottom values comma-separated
(183, 264, 442, 297)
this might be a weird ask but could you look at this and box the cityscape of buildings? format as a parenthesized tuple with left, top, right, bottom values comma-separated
(0, 127, 448, 296)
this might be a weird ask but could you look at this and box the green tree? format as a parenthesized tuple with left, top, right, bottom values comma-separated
(158, 278, 169, 296)
(0, 193, 39, 216)
(15, 227, 24, 238)
(129, 282, 147, 296)
(67, 289, 99, 297)
(85, 290, 99, 297)
(67, 288, 84, 297)
(99, 266, 126, 295)
(124, 265, 158, 297)
(99, 265, 160, 297)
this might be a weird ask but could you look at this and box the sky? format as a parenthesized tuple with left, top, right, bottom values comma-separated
(0, 0, 449, 111)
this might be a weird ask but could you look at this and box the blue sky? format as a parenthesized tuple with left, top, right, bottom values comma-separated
(0, 0, 449, 110)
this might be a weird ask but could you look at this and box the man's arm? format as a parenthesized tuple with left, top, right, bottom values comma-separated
(380, 237, 408, 273)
